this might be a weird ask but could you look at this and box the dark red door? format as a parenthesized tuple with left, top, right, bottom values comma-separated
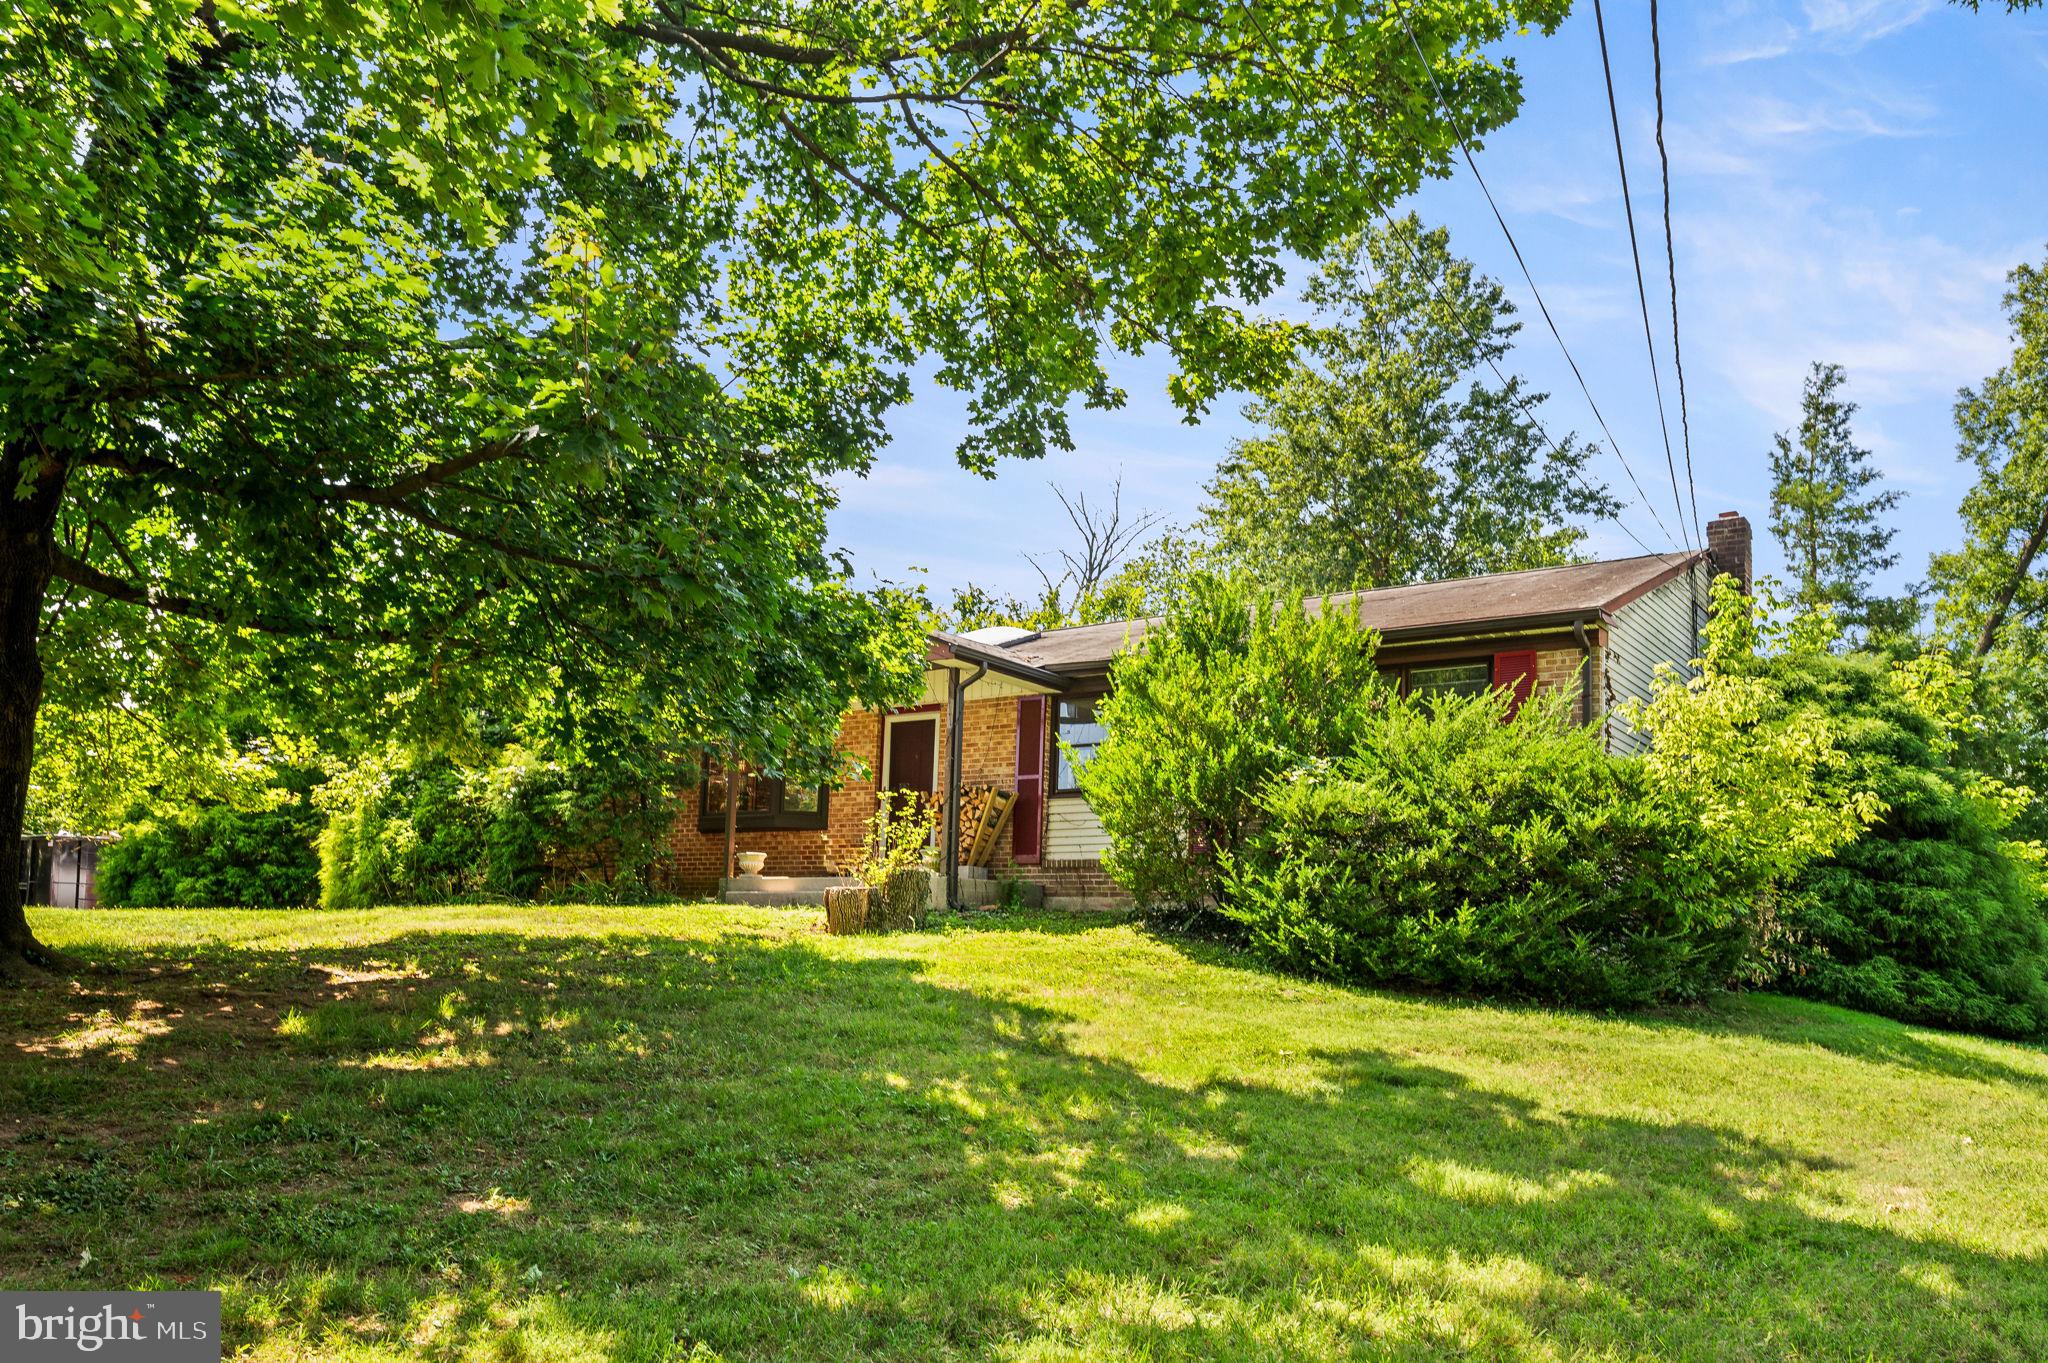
(885, 717, 938, 811)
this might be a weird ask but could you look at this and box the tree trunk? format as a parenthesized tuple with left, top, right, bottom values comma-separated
(1974, 499, 2048, 659)
(1, 446, 70, 973)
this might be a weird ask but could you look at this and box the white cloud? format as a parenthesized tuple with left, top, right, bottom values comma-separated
(1702, 18, 1802, 65)
(1686, 199, 2015, 420)
(1801, 0, 1941, 46)
(1500, 178, 1615, 229)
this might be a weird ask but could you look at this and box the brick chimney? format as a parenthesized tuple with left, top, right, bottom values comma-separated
(1706, 511, 1752, 595)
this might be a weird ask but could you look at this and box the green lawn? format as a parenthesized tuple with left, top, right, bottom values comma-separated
(3, 905, 2046, 1361)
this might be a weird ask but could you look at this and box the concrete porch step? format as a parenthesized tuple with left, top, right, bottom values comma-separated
(719, 874, 856, 907)
(718, 870, 1044, 909)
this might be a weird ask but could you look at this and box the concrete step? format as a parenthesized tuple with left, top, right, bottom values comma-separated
(723, 875, 857, 894)
(720, 870, 1044, 910)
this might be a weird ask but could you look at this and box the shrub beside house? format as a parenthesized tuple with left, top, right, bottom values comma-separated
(662, 515, 1755, 906)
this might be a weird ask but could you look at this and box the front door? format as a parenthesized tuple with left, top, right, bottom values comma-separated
(883, 716, 938, 822)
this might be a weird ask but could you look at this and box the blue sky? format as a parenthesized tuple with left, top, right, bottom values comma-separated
(825, 0, 2048, 604)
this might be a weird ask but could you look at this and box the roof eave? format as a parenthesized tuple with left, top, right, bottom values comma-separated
(1371, 608, 1611, 645)
(925, 636, 1067, 690)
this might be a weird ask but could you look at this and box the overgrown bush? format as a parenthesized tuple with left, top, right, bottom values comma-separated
(1077, 574, 1391, 914)
(1217, 691, 1757, 1005)
(1771, 653, 2048, 1038)
(98, 804, 321, 907)
(1089, 574, 1876, 1009)
(318, 742, 683, 908)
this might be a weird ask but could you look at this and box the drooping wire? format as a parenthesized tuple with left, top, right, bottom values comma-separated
(1649, 0, 1701, 544)
(1591, 0, 1692, 553)
(1372, 209, 1684, 566)
(1392, 1, 1683, 554)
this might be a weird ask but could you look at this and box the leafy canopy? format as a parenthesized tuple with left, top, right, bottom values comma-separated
(1199, 214, 1618, 593)
(1622, 575, 1880, 914)
(1929, 249, 2048, 837)
(1765, 362, 1907, 643)
(7, 0, 1571, 815)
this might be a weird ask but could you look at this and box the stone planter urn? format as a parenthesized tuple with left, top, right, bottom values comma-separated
(735, 850, 767, 876)
(823, 886, 870, 935)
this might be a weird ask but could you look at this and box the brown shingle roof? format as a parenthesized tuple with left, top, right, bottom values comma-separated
(1313, 552, 1701, 638)
(975, 551, 1702, 673)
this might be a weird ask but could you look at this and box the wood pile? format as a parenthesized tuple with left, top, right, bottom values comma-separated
(956, 787, 1018, 867)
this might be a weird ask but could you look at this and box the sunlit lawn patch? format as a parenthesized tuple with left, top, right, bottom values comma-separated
(4, 904, 2046, 1361)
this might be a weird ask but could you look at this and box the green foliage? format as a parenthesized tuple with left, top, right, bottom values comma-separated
(1217, 692, 1754, 1007)
(25, 694, 315, 838)
(5, 0, 1569, 836)
(1929, 249, 2048, 841)
(939, 531, 1209, 634)
(1200, 216, 1617, 593)
(1093, 574, 1878, 1009)
(847, 790, 938, 891)
(1770, 652, 2048, 1038)
(98, 804, 321, 908)
(1623, 576, 1882, 916)
(317, 740, 684, 908)
(1076, 574, 1392, 913)
(1766, 363, 1907, 641)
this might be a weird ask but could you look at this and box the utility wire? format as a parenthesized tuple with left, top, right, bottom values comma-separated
(1392, 2, 1682, 554)
(1649, 0, 1701, 544)
(1372, 210, 1684, 566)
(1591, 0, 1692, 553)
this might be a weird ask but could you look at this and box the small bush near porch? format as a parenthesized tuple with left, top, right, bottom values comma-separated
(4, 904, 2047, 1361)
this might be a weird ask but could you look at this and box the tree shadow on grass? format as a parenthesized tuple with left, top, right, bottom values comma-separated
(1138, 918, 2048, 1096)
(2, 923, 2045, 1361)
(1644, 991, 2048, 1095)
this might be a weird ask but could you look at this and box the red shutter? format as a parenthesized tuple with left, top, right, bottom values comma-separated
(1494, 650, 1538, 718)
(1012, 696, 1046, 864)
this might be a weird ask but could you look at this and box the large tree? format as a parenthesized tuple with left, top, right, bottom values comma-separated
(1930, 251, 2048, 834)
(1197, 214, 1617, 594)
(1, 0, 1566, 969)
(1767, 362, 1907, 641)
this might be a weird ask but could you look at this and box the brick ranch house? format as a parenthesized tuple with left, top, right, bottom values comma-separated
(665, 513, 1754, 908)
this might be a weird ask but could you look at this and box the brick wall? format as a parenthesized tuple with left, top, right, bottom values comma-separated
(1533, 644, 1603, 726)
(658, 709, 881, 895)
(657, 688, 1133, 907)
(1030, 859, 1129, 908)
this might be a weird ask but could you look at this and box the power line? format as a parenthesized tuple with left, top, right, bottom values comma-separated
(1392, 2, 1683, 555)
(1591, 0, 1692, 553)
(1649, 0, 1701, 544)
(1373, 211, 1684, 566)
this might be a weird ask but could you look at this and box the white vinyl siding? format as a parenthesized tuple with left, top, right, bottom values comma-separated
(1603, 561, 1711, 754)
(1046, 797, 1110, 860)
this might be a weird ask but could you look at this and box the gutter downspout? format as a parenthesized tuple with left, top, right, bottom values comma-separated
(944, 660, 988, 910)
(1572, 619, 1597, 745)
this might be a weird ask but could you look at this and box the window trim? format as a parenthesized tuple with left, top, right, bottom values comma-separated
(1387, 655, 1496, 701)
(880, 711, 940, 800)
(1051, 688, 1108, 796)
(697, 756, 831, 833)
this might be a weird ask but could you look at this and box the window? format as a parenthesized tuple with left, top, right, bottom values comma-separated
(697, 756, 829, 831)
(1053, 695, 1106, 793)
(1403, 660, 1493, 703)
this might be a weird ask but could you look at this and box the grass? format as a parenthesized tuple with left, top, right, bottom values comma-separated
(3, 904, 2046, 1362)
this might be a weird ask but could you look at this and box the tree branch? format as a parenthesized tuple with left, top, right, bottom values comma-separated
(1974, 497, 2048, 658)
(50, 550, 338, 638)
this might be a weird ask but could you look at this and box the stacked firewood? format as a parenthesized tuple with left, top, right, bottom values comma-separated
(956, 786, 1018, 867)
